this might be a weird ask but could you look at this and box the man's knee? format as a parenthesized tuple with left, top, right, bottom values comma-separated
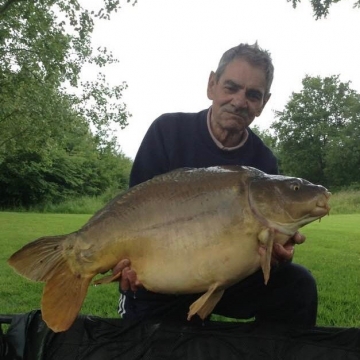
(271, 262, 317, 296)
(264, 262, 318, 327)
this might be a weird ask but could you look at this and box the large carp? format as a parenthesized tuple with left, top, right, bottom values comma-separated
(8, 166, 330, 332)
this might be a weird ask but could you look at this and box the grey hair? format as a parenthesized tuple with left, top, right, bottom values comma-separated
(215, 42, 274, 96)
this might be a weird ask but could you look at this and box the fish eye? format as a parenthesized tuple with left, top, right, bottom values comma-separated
(291, 182, 301, 191)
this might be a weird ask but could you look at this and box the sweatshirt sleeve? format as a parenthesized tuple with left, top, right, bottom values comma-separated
(129, 117, 170, 187)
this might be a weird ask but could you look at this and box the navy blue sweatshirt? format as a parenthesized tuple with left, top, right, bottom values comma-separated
(120, 109, 279, 319)
(130, 109, 278, 187)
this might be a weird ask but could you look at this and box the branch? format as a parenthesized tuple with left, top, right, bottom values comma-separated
(0, 126, 30, 149)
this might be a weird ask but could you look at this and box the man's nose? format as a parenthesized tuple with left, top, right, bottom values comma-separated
(231, 90, 248, 109)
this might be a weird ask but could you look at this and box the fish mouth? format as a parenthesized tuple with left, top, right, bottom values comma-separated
(248, 189, 331, 236)
(283, 191, 331, 229)
(309, 191, 331, 217)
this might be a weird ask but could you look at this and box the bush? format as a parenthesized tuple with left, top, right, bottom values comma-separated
(0, 150, 132, 209)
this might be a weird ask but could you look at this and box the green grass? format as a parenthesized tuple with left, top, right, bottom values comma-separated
(0, 212, 121, 319)
(1, 212, 359, 327)
(294, 214, 360, 327)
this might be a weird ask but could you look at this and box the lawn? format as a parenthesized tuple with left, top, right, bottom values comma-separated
(0, 212, 119, 319)
(1, 212, 359, 327)
(294, 214, 360, 327)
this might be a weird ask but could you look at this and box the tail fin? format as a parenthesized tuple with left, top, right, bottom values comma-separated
(8, 235, 93, 332)
(41, 259, 92, 332)
(8, 235, 70, 281)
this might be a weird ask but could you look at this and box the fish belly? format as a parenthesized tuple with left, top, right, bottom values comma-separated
(81, 176, 261, 294)
(129, 223, 261, 295)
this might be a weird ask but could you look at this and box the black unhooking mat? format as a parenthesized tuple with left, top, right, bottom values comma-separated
(1, 310, 360, 360)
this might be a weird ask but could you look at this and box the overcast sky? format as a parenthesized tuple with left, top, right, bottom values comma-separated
(84, 0, 360, 159)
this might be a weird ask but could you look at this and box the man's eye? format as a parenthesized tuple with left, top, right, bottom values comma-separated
(247, 91, 262, 100)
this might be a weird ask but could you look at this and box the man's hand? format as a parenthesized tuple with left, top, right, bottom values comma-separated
(113, 259, 141, 292)
(272, 232, 306, 264)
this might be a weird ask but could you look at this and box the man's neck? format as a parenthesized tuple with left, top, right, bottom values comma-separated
(207, 108, 248, 150)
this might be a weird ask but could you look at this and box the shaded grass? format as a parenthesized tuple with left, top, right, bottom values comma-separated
(329, 191, 360, 214)
(4, 187, 125, 215)
(5, 189, 360, 215)
(38, 196, 105, 215)
(1, 212, 360, 327)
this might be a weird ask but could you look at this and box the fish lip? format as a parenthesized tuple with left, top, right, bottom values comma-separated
(324, 190, 332, 199)
(309, 206, 330, 217)
(310, 193, 331, 217)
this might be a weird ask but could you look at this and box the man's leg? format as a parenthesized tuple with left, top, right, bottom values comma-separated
(119, 288, 200, 322)
(213, 263, 318, 328)
(119, 263, 317, 327)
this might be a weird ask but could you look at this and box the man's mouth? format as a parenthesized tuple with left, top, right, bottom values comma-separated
(225, 111, 247, 120)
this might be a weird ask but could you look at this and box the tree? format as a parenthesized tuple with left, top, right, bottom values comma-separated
(287, 0, 360, 19)
(251, 125, 277, 151)
(323, 106, 360, 190)
(0, 0, 135, 208)
(271, 75, 360, 189)
(0, 0, 133, 152)
(0, 113, 133, 208)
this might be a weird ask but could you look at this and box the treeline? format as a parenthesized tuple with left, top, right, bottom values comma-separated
(0, 128, 132, 208)
(253, 75, 360, 191)
(1, 0, 359, 210)
(0, 0, 134, 209)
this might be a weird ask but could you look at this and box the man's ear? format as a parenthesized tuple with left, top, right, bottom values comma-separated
(207, 71, 216, 100)
(256, 93, 271, 117)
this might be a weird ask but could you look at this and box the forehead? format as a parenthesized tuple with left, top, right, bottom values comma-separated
(219, 58, 267, 92)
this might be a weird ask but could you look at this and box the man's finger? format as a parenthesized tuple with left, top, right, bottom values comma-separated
(120, 267, 131, 291)
(126, 269, 139, 292)
(113, 259, 130, 274)
(292, 232, 306, 245)
(274, 243, 294, 261)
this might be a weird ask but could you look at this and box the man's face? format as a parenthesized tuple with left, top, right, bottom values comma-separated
(207, 58, 270, 135)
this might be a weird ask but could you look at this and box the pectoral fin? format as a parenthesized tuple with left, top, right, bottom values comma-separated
(258, 228, 275, 285)
(188, 284, 224, 320)
(93, 271, 122, 285)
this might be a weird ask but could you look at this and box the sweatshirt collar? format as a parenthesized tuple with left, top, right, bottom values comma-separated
(207, 107, 248, 151)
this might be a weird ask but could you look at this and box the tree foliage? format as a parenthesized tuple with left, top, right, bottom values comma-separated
(287, 0, 360, 19)
(0, 0, 133, 149)
(0, 0, 135, 208)
(250, 125, 278, 159)
(272, 75, 360, 190)
(0, 145, 133, 208)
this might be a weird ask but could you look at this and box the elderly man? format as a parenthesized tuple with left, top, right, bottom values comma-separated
(114, 43, 317, 328)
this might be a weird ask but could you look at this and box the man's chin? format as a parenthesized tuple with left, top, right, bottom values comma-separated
(222, 117, 249, 131)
